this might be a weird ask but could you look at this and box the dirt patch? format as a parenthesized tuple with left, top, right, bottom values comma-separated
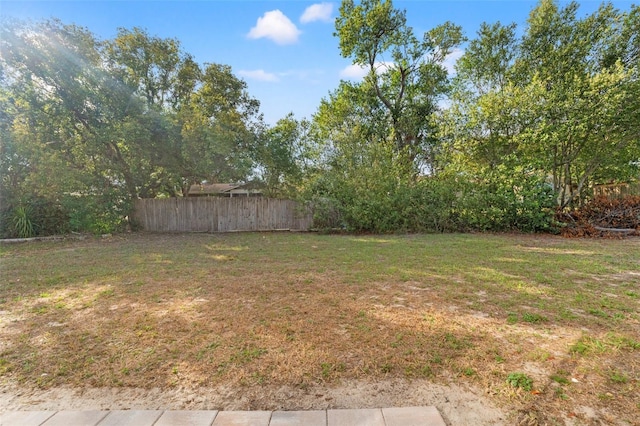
(0, 379, 506, 425)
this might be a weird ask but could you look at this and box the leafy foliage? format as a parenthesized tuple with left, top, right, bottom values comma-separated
(452, 168, 557, 233)
(335, 0, 463, 174)
(444, 0, 640, 209)
(0, 20, 264, 233)
(309, 168, 556, 233)
(255, 114, 319, 198)
(0, 197, 69, 238)
(10, 205, 35, 238)
(507, 372, 534, 391)
(306, 0, 639, 234)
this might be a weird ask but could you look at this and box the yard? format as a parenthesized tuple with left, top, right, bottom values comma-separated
(0, 233, 638, 425)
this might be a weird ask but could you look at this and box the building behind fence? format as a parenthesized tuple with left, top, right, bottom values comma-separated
(134, 197, 313, 233)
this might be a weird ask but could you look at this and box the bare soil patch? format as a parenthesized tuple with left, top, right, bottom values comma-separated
(0, 379, 506, 425)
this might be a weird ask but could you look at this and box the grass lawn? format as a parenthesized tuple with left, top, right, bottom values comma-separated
(0, 232, 638, 423)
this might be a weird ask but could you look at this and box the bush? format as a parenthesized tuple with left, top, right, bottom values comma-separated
(306, 159, 557, 234)
(62, 191, 130, 235)
(410, 177, 460, 232)
(311, 175, 556, 234)
(0, 197, 69, 238)
(11, 205, 35, 238)
(310, 196, 344, 230)
(0, 190, 131, 238)
(31, 198, 70, 236)
(453, 171, 556, 233)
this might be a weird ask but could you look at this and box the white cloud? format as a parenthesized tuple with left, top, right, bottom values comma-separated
(339, 62, 393, 80)
(238, 69, 279, 82)
(247, 10, 301, 45)
(339, 64, 369, 80)
(443, 48, 464, 75)
(300, 3, 333, 23)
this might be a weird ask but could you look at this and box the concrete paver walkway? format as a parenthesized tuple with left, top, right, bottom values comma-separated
(0, 407, 446, 426)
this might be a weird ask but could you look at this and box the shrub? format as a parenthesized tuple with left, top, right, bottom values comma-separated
(306, 161, 557, 234)
(11, 205, 35, 238)
(30, 198, 69, 236)
(453, 171, 556, 233)
(0, 198, 69, 238)
(311, 196, 344, 230)
(62, 191, 130, 235)
(0, 191, 130, 238)
(307, 173, 557, 234)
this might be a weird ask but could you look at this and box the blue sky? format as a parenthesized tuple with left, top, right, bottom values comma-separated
(1, 0, 634, 125)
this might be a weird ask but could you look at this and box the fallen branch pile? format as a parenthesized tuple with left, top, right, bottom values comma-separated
(557, 196, 640, 238)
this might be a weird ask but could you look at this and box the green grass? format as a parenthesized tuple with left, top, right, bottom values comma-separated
(550, 372, 570, 385)
(1, 232, 639, 421)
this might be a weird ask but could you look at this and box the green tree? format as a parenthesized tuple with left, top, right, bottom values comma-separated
(0, 19, 151, 203)
(178, 63, 263, 195)
(1, 19, 265, 233)
(106, 27, 198, 110)
(335, 0, 463, 174)
(305, 0, 466, 231)
(443, 0, 640, 208)
(257, 113, 318, 197)
(105, 28, 263, 196)
(441, 22, 521, 172)
(517, 0, 640, 206)
(309, 79, 420, 231)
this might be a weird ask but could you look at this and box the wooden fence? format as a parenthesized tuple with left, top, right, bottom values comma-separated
(133, 197, 313, 233)
(593, 182, 640, 199)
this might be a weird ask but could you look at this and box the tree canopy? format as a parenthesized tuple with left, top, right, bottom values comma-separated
(0, 20, 265, 235)
(444, 0, 640, 208)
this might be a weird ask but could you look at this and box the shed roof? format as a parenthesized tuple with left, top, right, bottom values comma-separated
(188, 183, 264, 196)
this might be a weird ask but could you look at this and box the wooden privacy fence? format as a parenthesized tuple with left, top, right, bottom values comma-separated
(133, 197, 313, 233)
(593, 182, 640, 199)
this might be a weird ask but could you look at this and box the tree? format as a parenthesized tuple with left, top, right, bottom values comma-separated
(106, 27, 198, 111)
(178, 63, 263, 195)
(335, 0, 463, 174)
(0, 19, 266, 233)
(0, 24, 124, 235)
(257, 113, 318, 197)
(517, 0, 640, 206)
(0, 19, 154, 203)
(1, 20, 265, 198)
(302, 0, 468, 231)
(105, 29, 264, 196)
(441, 22, 521, 172)
(443, 0, 640, 208)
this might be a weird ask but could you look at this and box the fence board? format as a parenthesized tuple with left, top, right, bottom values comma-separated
(133, 197, 313, 233)
(593, 182, 640, 199)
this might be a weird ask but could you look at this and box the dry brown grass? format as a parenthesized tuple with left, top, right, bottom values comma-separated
(0, 232, 638, 424)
